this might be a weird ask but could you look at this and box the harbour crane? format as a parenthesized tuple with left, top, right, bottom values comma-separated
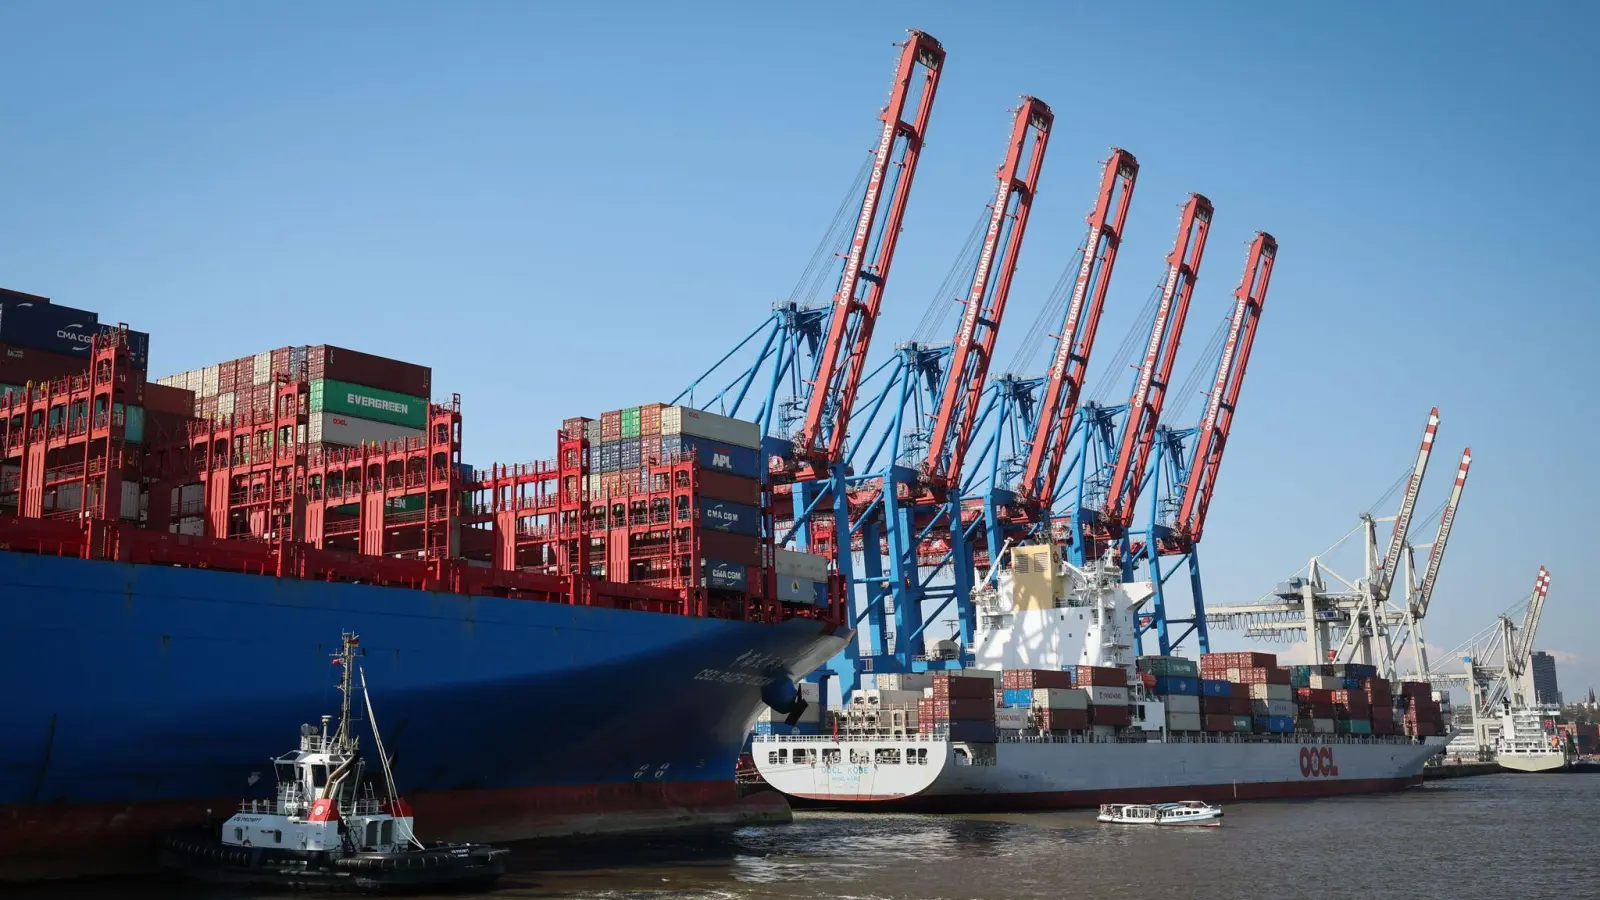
(1133, 232, 1277, 654)
(1073, 194, 1213, 566)
(1205, 410, 1469, 680)
(1427, 567, 1551, 753)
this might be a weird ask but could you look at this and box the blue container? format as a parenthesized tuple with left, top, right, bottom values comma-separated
(943, 720, 997, 743)
(753, 721, 821, 737)
(1254, 715, 1295, 734)
(619, 438, 642, 469)
(661, 435, 762, 480)
(599, 442, 622, 473)
(1201, 679, 1232, 698)
(1349, 663, 1377, 679)
(1004, 688, 1034, 707)
(1153, 676, 1199, 697)
(1343, 677, 1363, 690)
(0, 299, 99, 358)
(697, 497, 760, 536)
(704, 559, 747, 591)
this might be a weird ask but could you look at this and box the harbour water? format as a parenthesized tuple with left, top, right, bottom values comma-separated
(17, 773, 1590, 899)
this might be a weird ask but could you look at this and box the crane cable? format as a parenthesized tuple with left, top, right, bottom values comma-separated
(786, 155, 874, 308)
(911, 203, 991, 344)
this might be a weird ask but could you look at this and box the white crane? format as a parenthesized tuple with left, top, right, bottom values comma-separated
(1426, 567, 1552, 754)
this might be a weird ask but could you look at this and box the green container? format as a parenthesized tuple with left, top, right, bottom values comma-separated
(1334, 718, 1353, 734)
(331, 494, 426, 517)
(311, 378, 427, 429)
(620, 406, 641, 438)
(1232, 716, 1253, 733)
(1138, 655, 1199, 678)
(1347, 718, 1373, 735)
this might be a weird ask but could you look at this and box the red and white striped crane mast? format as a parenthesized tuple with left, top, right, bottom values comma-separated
(1162, 231, 1277, 551)
(794, 31, 945, 480)
(1090, 194, 1213, 553)
(1375, 408, 1439, 599)
(1405, 447, 1470, 674)
(916, 97, 1054, 500)
(1015, 149, 1140, 516)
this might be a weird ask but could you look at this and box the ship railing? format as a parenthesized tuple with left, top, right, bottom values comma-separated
(754, 731, 1434, 747)
(237, 798, 278, 814)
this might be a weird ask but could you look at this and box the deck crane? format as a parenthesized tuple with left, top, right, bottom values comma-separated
(1077, 194, 1213, 566)
(1404, 448, 1471, 675)
(1134, 232, 1275, 655)
(1426, 566, 1552, 753)
(842, 97, 1052, 678)
(1013, 149, 1140, 520)
(794, 30, 945, 480)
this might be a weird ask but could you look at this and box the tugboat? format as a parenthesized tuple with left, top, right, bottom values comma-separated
(160, 632, 510, 892)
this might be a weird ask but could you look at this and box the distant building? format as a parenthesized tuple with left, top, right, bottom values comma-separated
(1531, 651, 1561, 706)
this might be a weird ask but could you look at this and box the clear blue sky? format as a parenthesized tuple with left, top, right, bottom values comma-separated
(3, 2, 1595, 693)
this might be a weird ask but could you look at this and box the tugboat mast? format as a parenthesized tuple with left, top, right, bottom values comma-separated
(332, 632, 360, 752)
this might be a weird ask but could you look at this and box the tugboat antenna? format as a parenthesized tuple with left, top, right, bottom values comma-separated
(333, 632, 360, 751)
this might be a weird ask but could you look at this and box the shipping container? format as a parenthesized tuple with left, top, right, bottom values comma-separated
(1250, 683, 1293, 702)
(1075, 666, 1128, 687)
(1202, 713, 1235, 732)
(0, 299, 99, 358)
(1162, 694, 1201, 715)
(698, 531, 762, 567)
(1001, 688, 1033, 707)
(1165, 712, 1203, 732)
(660, 435, 762, 480)
(1152, 675, 1199, 696)
(662, 405, 761, 450)
(0, 342, 92, 385)
(1003, 668, 1074, 690)
(1031, 687, 1088, 710)
(311, 378, 428, 429)
(639, 402, 664, 435)
(329, 495, 426, 517)
(0, 287, 48, 304)
(694, 468, 759, 505)
(1037, 708, 1090, 730)
(584, 419, 603, 445)
(703, 559, 747, 591)
(1089, 704, 1131, 726)
(308, 411, 425, 448)
(940, 720, 997, 743)
(994, 707, 1031, 730)
(1084, 685, 1129, 706)
(620, 407, 641, 439)
(618, 438, 641, 470)
(696, 497, 760, 536)
(1250, 699, 1296, 718)
(306, 345, 429, 397)
(600, 410, 622, 441)
(932, 674, 995, 700)
(774, 547, 829, 582)
(1232, 715, 1254, 733)
(1200, 679, 1232, 698)
(929, 697, 993, 720)
(1254, 715, 1295, 734)
(1138, 655, 1200, 678)
(775, 575, 827, 606)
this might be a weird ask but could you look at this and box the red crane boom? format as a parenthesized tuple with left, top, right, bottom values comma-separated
(919, 97, 1054, 495)
(1017, 148, 1139, 511)
(1167, 232, 1276, 548)
(796, 31, 945, 475)
(1096, 193, 1213, 538)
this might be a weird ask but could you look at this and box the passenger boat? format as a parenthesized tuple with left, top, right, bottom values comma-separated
(159, 632, 510, 893)
(1096, 800, 1223, 826)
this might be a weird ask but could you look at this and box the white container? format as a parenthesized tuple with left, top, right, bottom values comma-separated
(661, 405, 761, 450)
(1312, 718, 1336, 734)
(959, 669, 1005, 684)
(799, 681, 821, 703)
(1252, 699, 1295, 718)
(852, 688, 921, 707)
(309, 411, 425, 448)
(873, 672, 933, 692)
(1250, 683, 1292, 702)
(776, 576, 826, 605)
(774, 547, 830, 581)
(119, 481, 140, 520)
(1086, 685, 1129, 706)
(1165, 712, 1203, 732)
(255, 351, 274, 384)
(200, 365, 220, 398)
(1163, 694, 1201, 715)
(174, 517, 205, 536)
(1310, 674, 1343, 690)
(1032, 687, 1088, 710)
(217, 392, 235, 419)
(994, 707, 1031, 730)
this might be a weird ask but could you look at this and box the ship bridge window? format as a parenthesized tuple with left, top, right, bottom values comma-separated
(874, 748, 901, 765)
(791, 749, 810, 764)
(275, 762, 295, 783)
(311, 764, 329, 789)
(823, 749, 841, 766)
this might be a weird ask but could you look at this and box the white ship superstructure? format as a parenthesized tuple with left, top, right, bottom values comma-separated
(1494, 705, 1567, 773)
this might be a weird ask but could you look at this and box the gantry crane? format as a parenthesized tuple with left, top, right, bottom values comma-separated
(1073, 194, 1213, 567)
(1133, 232, 1276, 654)
(1427, 566, 1550, 752)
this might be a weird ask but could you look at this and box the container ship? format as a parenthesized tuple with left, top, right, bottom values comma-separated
(0, 292, 849, 881)
(752, 545, 1450, 809)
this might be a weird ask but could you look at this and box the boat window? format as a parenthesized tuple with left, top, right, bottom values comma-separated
(365, 820, 380, 847)
(778, 749, 788, 763)
(380, 820, 394, 845)
(915, 748, 929, 764)
(275, 762, 295, 784)
(311, 764, 329, 788)
(953, 749, 970, 766)
(875, 748, 901, 765)
(822, 749, 841, 765)
(792, 749, 810, 764)
(274, 830, 282, 844)
(233, 827, 244, 842)
(768, 751, 780, 764)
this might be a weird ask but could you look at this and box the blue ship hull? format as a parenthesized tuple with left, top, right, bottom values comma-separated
(0, 550, 847, 880)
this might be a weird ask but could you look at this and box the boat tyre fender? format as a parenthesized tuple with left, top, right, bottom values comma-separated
(331, 849, 464, 871)
(164, 836, 253, 868)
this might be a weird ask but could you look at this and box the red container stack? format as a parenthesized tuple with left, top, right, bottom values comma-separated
(1037, 708, 1090, 731)
(1004, 669, 1074, 690)
(1398, 681, 1445, 737)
